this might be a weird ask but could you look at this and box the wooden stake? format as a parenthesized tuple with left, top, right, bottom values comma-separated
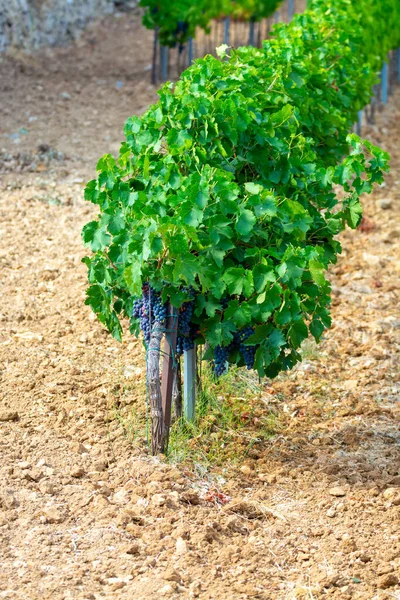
(147, 322, 165, 455)
(161, 304, 178, 445)
(173, 359, 182, 420)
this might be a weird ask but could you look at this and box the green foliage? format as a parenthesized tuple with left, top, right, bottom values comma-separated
(139, 0, 207, 47)
(83, 0, 397, 378)
(139, 0, 283, 47)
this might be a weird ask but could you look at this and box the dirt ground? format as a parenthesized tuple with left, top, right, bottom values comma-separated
(0, 9, 399, 600)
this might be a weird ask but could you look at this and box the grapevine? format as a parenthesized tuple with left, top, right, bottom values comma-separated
(139, 0, 284, 48)
(82, 0, 398, 386)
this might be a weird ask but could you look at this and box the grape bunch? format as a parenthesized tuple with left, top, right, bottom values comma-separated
(176, 290, 196, 356)
(133, 286, 257, 373)
(214, 345, 230, 376)
(213, 326, 256, 376)
(132, 284, 168, 344)
(238, 326, 256, 370)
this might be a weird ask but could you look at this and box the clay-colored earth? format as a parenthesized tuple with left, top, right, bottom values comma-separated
(0, 9, 399, 600)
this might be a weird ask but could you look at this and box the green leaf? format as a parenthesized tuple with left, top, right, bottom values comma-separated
(253, 264, 276, 293)
(236, 209, 256, 237)
(310, 318, 325, 341)
(224, 300, 252, 328)
(82, 221, 111, 252)
(173, 254, 198, 284)
(124, 263, 142, 296)
(309, 259, 327, 287)
(223, 268, 245, 295)
(216, 44, 229, 58)
(245, 182, 263, 195)
(288, 320, 309, 348)
(84, 180, 99, 204)
(167, 129, 193, 152)
(344, 196, 363, 229)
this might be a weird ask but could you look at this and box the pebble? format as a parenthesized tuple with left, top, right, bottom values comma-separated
(377, 573, 399, 589)
(175, 537, 188, 555)
(239, 465, 253, 477)
(41, 507, 63, 524)
(25, 468, 43, 482)
(18, 461, 31, 470)
(0, 489, 18, 509)
(180, 490, 200, 505)
(0, 411, 19, 422)
(383, 487, 398, 499)
(163, 568, 182, 583)
(379, 198, 392, 210)
(152, 494, 166, 507)
(39, 481, 55, 495)
(125, 544, 140, 555)
(70, 466, 85, 478)
(112, 489, 129, 504)
(326, 507, 336, 518)
(159, 584, 176, 596)
(93, 460, 107, 472)
(225, 515, 246, 533)
(358, 553, 371, 563)
(329, 487, 346, 497)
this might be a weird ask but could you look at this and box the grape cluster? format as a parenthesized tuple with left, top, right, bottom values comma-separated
(176, 290, 196, 356)
(214, 345, 229, 376)
(132, 284, 167, 344)
(213, 325, 256, 376)
(133, 286, 257, 372)
(238, 326, 256, 370)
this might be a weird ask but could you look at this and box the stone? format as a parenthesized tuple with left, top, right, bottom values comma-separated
(125, 544, 140, 555)
(93, 460, 107, 472)
(379, 198, 392, 210)
(70, 466, 85, 478)
(152, 494, 166, 507)
(0, 411, 19, 422)
(0, 489, 18, 509)
(377, 574, 398, 589)
(266, 474, 277, 484)
(175, 537, 188, 555)
(180, 491, 200, 505)
(189, 580, 202, 597)
(358, 553, 371, 563)
(326, 507, 336, 518)
(383, 487, 398, 499)
(112, 489, 129, 505)
(329, 487, 346, 497)
(18, 461, 31, 470)
(163, 568, 182, 583)
(0, 0, 115, 54)
(159, 584, 176, 596)
(24, 468, 43, 482)
(39, 481, 55, 495)
(239, 465, 253, 477)
(41, 507, 63, 524)
(225, 515, 247, 533)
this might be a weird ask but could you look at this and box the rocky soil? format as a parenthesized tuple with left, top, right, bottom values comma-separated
(0, 10, 399, 600)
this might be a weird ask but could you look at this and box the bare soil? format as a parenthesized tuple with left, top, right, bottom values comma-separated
(0, 10, 399, 600)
